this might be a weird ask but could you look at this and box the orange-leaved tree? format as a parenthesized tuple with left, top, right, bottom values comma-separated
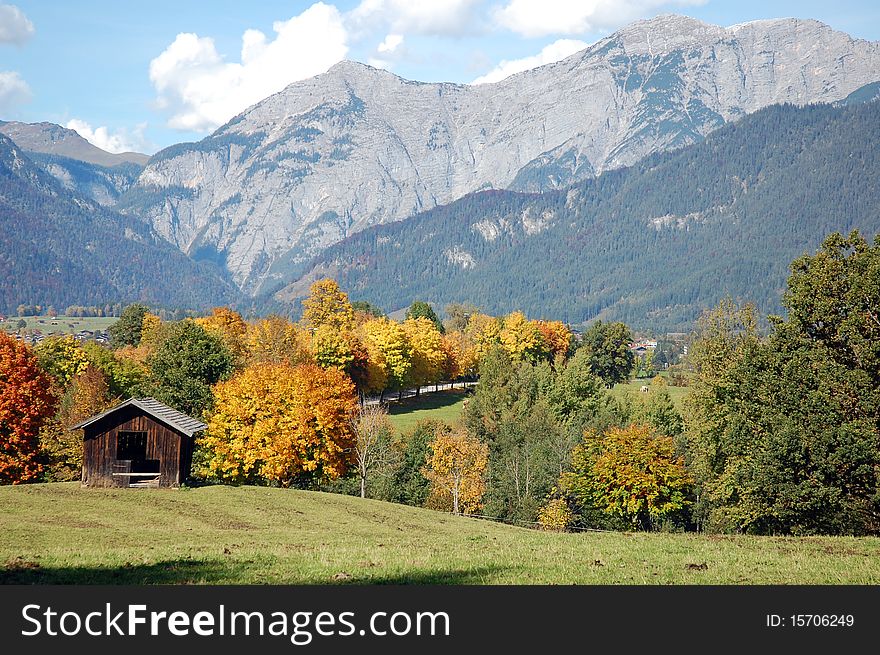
(200, 362, 357, 487)
(0, 333, 58, 484)
(40, 366, 112, 481)
(423, 427, 488, 515)
(535, 320, 572, 360)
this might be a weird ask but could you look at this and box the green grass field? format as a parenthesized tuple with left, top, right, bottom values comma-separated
(609, 373, 691, 410)
(2, 484, 879, 585)
(386, 388, 470, 433)
(1, 315, 117, 335)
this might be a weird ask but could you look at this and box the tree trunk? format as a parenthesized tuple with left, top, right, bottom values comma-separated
(360, 473, 366, 499)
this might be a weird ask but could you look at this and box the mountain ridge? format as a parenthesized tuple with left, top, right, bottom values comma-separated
(0, 120, 148, 167)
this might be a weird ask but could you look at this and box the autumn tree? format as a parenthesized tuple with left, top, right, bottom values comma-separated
(402, 317, 445, 394)
(535, 320, 573, 360)
(499, 311, 547, 363)
(350, 402, 397, 498)
(0, 333, 58, 484)
(360, 317, 412, 397)
(147, 320, 234, 418)
(310, 324, 349, 367)
(424, 427, 488, 515)
(464, 312, 502, 363)
(302, 278, 355, 331)
(200, 363, 357, 486)
(40, 366, 111, 481)
(109, 303, 150, 347)
(138, 312, 165, 351)
(560, 424, 692, 530)
(34, 335, 90, 386)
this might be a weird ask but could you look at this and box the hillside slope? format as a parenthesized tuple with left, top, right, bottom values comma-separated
(2, 484, 879, 584)
(120, 16, 880, 295)
(281, 99, 880, 330)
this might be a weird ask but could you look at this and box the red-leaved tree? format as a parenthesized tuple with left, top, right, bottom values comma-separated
(0, 333, 58, 484)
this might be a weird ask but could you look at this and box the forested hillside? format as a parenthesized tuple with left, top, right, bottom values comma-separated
(283, 99, 880, 330)
(0, 135, 241, 313)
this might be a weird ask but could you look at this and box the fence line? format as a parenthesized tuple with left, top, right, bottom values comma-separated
(363, 380, 477, 406)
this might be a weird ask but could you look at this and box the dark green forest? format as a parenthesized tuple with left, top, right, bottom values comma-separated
(284, 99, 880, 331)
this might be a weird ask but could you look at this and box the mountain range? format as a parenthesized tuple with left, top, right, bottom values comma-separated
(115, 15, 880, 297)
(2, 14, 880, 328)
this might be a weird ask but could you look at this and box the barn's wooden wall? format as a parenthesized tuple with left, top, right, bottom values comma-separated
(81, 405, 189, 488)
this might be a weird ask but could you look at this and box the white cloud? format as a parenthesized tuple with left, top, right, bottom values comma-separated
(0, 4, 34, 45)
(0, 70, 31, 111)
(349, 0, 484, 37)
(66, 119, 149, 154)
(377, 33, 404, 54)
(493, 0, 706, 38)
(149, 2, 348, 132)
(367, 33, 405, 70)
(471, 38, 587, 84)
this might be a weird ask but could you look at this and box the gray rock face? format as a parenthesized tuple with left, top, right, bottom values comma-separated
(121, 15, 880, 295)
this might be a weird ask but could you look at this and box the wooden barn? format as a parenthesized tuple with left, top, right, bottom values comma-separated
(73, 398, 207, 488)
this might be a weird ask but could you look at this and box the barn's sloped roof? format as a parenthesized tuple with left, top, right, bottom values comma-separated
(72, 398, 207, 437)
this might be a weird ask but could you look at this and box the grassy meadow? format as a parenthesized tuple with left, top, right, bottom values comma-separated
(386, 388, 470, 434)
(1, 315, 117, 334)
(2, 483, 879, 585)
(609, 373, 691, 410)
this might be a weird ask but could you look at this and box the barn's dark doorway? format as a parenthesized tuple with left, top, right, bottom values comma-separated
(116, 431, 158, 473)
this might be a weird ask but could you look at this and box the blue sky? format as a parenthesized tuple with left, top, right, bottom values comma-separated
(1, 1, 878, 154)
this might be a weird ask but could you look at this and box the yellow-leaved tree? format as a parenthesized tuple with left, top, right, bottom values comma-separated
(301, 278, 354, 331)
(423, 427, 488, 515)
(499, 311, 548, 363)
(402, 317, 445, 393)
(464, 313, 502, 364)
(360, 317, 411, 397)
(199, 362, 357, 486)
(139, 312, 164, 350)
(311, 324, 355, 371)
(560, 424, 692, 530)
